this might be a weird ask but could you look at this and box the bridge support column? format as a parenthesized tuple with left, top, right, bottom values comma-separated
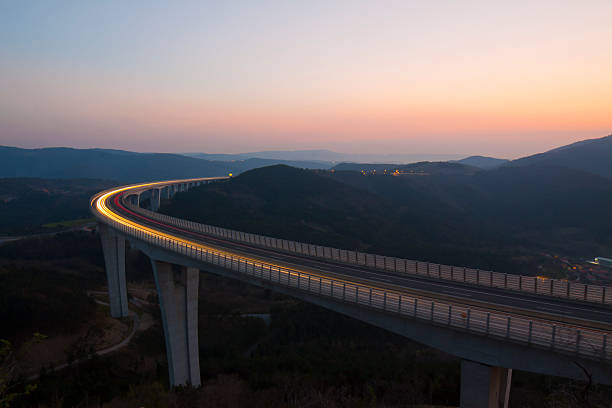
(98, 223, 129, 318)
(151, 188, 161, 211)
(151, 260, 201, 387)
(460, 360, 511, 408)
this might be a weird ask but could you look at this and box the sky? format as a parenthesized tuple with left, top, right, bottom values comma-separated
(1, 1, 611, 158)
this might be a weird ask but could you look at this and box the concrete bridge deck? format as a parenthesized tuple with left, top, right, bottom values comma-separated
(91, 177, 612, 408)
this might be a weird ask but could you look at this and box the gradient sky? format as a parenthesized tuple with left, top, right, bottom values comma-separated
(1, 1, 611, 158)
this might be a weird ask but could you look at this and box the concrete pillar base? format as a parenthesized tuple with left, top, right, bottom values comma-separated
(98, 223, 129, 318)
(460, 360, 512, 408)
(152, 260, 201, 387)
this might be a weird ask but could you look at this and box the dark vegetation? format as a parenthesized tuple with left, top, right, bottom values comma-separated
(510, 134, 612, 178)
(0, 178, 115, 235)
(161, 164, 612, 276)
(0, 232, 104, 344)
(1, 226, 610, 406)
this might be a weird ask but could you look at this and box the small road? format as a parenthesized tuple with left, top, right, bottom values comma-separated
(0, 224, 95, 246)
(26, 292, 143, 381)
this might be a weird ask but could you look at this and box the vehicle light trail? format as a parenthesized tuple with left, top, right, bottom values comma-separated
(90, 178, 612, 388)
(92, 181, 612, 334)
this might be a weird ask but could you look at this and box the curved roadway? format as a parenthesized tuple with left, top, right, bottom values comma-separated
(93, 180, 612, 334)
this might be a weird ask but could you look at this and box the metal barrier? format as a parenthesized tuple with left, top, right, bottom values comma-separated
(95, 209, 610, 363)
(130, 200, 612, 306)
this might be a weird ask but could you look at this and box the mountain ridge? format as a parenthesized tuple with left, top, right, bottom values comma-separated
(510, 134, 612, 178)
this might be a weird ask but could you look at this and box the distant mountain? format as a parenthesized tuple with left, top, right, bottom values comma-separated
(332, 161, 480, 175)
(0, 146, 238, 182)
(185, 150, 337, 163)
(185, 150, 466, 164)
(186, 153, 334, 170)
(331, 162, 396, 172)
(454, 155, 509, 169)
(510, 134, 612, 178)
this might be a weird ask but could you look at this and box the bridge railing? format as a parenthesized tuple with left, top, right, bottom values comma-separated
(97, 212, 611, 363)
(128, 201, 612, 306)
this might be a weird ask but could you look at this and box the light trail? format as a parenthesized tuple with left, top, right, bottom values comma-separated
(91, 180, 612, 335)
(93, 181, 410, 295)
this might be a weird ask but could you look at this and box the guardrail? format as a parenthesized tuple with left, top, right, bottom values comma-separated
(94, 201, 610, 363)
(129, 200, 612, 306)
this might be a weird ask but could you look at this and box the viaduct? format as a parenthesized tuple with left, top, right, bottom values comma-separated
(91, 177, 612, 408)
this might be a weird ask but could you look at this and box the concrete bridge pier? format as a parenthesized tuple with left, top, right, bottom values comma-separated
(127, 194, 140, 207)
(98, 223, 129, 318)
(150, 188, 161, 211)
(460, 360, 512, 408)
(151, 260, 201, 387)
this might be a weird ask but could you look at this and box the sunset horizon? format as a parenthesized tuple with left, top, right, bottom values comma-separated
(2, 1, 611, 158)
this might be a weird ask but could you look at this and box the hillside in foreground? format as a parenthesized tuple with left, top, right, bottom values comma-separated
(160, 164, 612, 276)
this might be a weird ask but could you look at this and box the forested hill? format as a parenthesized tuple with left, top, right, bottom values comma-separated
(510, 134, 612, 178)
(160, 164, 612, 275)
(0, 178, 115, 234)
(162, 165, 390, 251)
(332, 161, 480, 175)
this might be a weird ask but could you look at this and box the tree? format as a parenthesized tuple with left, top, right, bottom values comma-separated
(0, 333, 46, 407)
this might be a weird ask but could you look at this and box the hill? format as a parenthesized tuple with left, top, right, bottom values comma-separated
(510, 134, 612, 178)
(0, 146, 343, 182)
(186, 153, 334, 170)
(161, 165, 390, 249)
(161, 164, 612, 274)
(185, 150, 338, 163)
(186, 150, 465, 164)
(0, 178, 116, 234)
(332, 161, 480, 175)
(454, 155, 509, 169)
(0, 146, 236, 182)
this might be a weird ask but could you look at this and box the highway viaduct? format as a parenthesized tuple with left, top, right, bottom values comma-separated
(91, 177, 612, 408)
